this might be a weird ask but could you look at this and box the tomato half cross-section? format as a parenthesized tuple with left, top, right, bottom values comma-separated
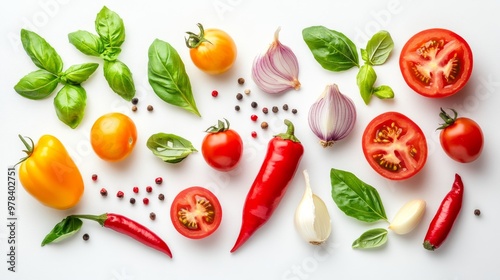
(170, 186, 222, 239)
(399, 28, 473, 98)
(362, 112, 428, 180)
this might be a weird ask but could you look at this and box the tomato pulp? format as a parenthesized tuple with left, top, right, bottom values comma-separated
(362, 112, 428, 180)
(399, 28, 473, 98)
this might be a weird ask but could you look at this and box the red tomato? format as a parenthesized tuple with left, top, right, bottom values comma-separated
(399, 28, 473, 98)
(170, 186, 222, 239)
(362, 112, 428, 180)
(202, 119, 243, 171)
(438, 108, 484, 163)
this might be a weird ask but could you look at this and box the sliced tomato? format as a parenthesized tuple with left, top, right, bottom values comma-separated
(362, 112, 428, 180)
(170, 186, 222, 239)
(399, 28, 473, 98)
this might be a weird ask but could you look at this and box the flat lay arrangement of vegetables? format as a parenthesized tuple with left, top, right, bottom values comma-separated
(11, 4, 488, 272)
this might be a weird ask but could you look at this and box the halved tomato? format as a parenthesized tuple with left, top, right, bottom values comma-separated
(362, 112, 427, 180)
(170, 186, 222, 239)
(399, 28, 473, 98)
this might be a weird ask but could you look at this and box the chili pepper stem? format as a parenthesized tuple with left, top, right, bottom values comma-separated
(71, 214, 108, 226)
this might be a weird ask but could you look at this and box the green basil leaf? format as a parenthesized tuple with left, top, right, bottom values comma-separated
(148, 39, 201, 117)
(21, 29, 63, 74)
(14, 69, 59, 99)
(53, 84, 87, 128)
(352, 228, 388, 249)
(100, 46, 122, 61)
(360, 48, 368, 63)
(330, 168, 387, 223)
(103, 60, 135, 101)
(363, 30, 394, 65)
(146, 133, 198, 164)
(95, 6, 125, 48)
(302, 26, 359, 72)
(60, 63, 99, 85)
(41, 216, 83, 246)
(373, 85, 395, 99)
(68, 30, 104, 57)
(356, 64, 377, 105)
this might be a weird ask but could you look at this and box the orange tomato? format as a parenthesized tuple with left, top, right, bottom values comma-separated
(90, 112, 137, 162)
(185, 23, 237, 75)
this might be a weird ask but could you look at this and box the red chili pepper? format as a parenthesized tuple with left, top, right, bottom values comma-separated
(231, 119, 304, 253)
(423, 173, 464, 251)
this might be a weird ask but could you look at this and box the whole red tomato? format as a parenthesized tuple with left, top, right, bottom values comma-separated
(202, 119, 243, 171)
(438, 108, 484, 163)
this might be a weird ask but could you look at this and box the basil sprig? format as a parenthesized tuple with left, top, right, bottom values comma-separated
(68, 6, 135, 101)
(147, 39, 201, 117)
(352, 228, 388, 249)
(14, 29, 97, 128)
(146, 133, 198, 163)
(302, 27, 394, 104)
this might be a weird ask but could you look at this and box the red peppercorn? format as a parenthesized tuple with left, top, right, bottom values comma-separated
(146, 186, 153, 193)
(117, 191, 124, 198)
(100, 188, 108, 196)
(143, 198, 150, 205)
(91, 174, 98, 181)
(133, 186, 139, 193)
(251, 114, 258, 121)
(155, 177, 163, 185)
(251, 131, 257, 138)
(211, 90, 219, 97)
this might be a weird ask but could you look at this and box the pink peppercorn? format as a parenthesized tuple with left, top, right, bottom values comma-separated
(143, 198, 150, 205)
(146, 186, 153, 193)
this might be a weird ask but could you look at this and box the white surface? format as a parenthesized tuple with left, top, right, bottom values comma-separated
(1, 0, 500, 279)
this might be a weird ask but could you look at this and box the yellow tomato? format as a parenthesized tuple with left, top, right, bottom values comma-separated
(90, 112, 137, 162)
(18, 135, 84, 210)
(186, 23, 237, 75)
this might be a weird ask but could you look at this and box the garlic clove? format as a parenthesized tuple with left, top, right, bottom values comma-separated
(389, 199, 426, 235)
(294, 170, 332, 245)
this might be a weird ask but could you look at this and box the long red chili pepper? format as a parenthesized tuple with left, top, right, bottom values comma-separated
(423, 173, 464, 251)
(74, 213, 172, 258)
(231, 119, 304, 253)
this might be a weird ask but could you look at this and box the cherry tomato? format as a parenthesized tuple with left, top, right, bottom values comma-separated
(90, 112, 137, 162)
(438, 108, 484, 163)
(185, 23, 237, 75)
(362, 112, 428, 180)
(399, 28, 473, 98)
(170, 186, 222, 239)
(202, 119, 243, 172)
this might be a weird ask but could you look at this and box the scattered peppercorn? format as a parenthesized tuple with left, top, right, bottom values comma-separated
(143, 198, 150, 205)
(131, 97, 139, 105)
(131, 105, 138, 112)
(155, 177, 163, 185)
(262, 107, 269, 114)
(117, 191, 124, 198)
(149, 212, 156, 220)
(251, 131, 257, 138)
(251, 101, 258, 108)
(133, 186, 139, 194)
(261, 122, 268, 129)
(272, 106, 279, 113)
(158, 193, 165, 201)
(244, 89, 251, 95)
(100, 188, 108, 196)
(235, 105, 241, 111)
(211, 90, 219, 97)
(91, 174, 98, 181)
(236, 93, 243, 100)
(282, 104, 289, 111)
(146, 186, 153, 193)
(292, 108, 298, 114)
(130, 197, 136, 204)
(147, 105, 154, 111)
(251, 114, 258, 121)
(83, 233, 89, 241)
(238, 77, 245, 85)
(474, 209, 481, 216)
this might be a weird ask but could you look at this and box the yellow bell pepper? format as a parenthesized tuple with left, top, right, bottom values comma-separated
(17, 134, 84, 210)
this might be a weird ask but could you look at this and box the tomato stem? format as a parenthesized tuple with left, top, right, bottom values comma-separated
(437, 108, 458, 130)
(205, 118, 230, 133)
(185, 23, 212, 49)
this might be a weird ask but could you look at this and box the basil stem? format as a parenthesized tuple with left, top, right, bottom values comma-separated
(21, 29, 63, 75)
(361, 30, 394, 66)
(60, 63, 99, 85)
(356, 64, 377, 105)
(103, 60, 135, 101)
(146, 133, 198, 164)
(53, 84, 87, 129)
(14, 69, 59, 99)
(68, 30, 104, 57)
(352, 228, 388, 249)
(41, 216, 83, 246)
(147, 39, 201, 117)
(302, 26, 359, 72)
(330, 168, 388, 223)
(95, 6, 125, 48)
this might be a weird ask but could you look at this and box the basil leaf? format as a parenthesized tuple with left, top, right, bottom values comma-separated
(14, 69, 59, 99)
(68, 30, 104, 57)
(356, 64, 377, 105)
(21, 29, 63, 74)
(60, 63, 99, 85)
(53, 84, 87, 128)
(373, 85, 394, 99)
(352, 228, 388, 249)
(302, 26, 359, 72)
(330, 168, 387, 223)
(41, 216, 83, 246)
(146, 133, 198, 164)
(148, 39, 201, 117)
(363, 30, 394, 66)
(101, 46, 122, 61)
(103, 60, 135, 101)
(95, 6, 125, 48)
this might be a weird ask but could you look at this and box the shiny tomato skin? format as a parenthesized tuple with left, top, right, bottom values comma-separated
(399, 28, 473, 98)
(362, 112, 428, 180)
(90, 112, 137, 162)
(189, 28, 237, 75)
(202, 129, 243, 172)
(170, 186, 222, 239)
(440, 117, 483, 163)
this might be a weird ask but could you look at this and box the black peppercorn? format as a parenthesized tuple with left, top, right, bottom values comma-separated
(272, 106, 279, 113)
(292, 108, 298, 114)
(236, 93, 243, 100)
(83, 233, 89, 241)
(131, 97, 139, 105)
(262, 107, 268, 114)
(251, 101, 258, 108)
(238, 77, 245, 85)
(130, 197, 136, 204)
(158, 193, 165, 201)
(235, 105, 240, 111)
(282, 104, 289, 111)
(474, 209, 481, 216)
(150, 212, 156, 220)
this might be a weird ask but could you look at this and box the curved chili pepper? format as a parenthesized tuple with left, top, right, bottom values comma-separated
(423, 174, 464, 251)
(231, 119, 304, 253)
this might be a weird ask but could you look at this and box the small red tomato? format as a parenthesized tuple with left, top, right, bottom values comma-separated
(202, 119, 243, 172)
(438, 108, 484, 163)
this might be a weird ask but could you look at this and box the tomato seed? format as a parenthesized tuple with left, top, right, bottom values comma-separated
(155, 177, 163, 185)
(91, 174, 98, 181)
(158, 193, 165, 201)
(130, 197, 136, 204)
(133, 186, 139, 193)
(211, 90, 219, 97)
(238, 77, 245, 85)
(131, 97, 139, 105)
(146, 186, 153, 193)
(149, 212, 156, 220)
(117, 191, 124, 198)
(251, 101, 258, 108)
(83, 233, 89, 241)
(251, 114, 258, 121)
(236, 93, 243, 100)
(143, 198, 149, 205)
(100, 188, 108, 196)
(147, 105, 154, 111)
(251, 131, 257, 138)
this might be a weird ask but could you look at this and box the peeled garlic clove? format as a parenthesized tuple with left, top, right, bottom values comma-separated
(294, 170, 331, 245)
(389, 199, 426, 235)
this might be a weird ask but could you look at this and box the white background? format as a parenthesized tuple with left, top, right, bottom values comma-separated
(1, 0, 500, 279)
